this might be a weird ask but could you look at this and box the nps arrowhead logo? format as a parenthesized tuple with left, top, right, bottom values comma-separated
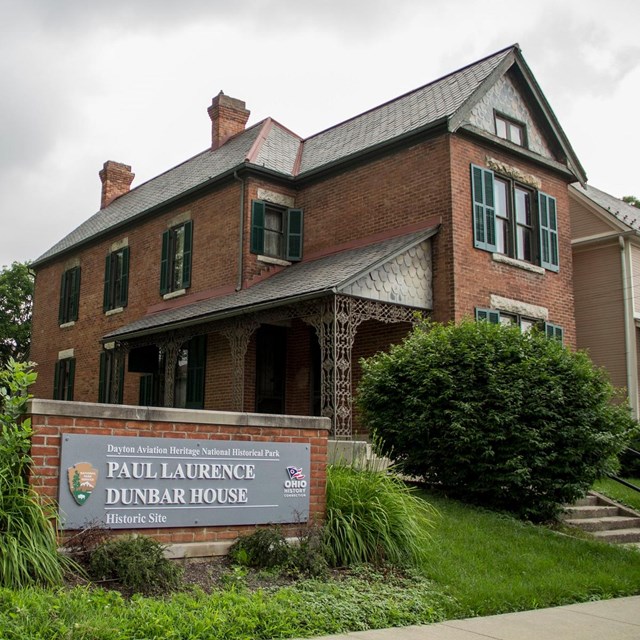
(67, 462, 99, 506)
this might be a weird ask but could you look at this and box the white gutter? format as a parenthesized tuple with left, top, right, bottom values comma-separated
(620, 235, 639, 418)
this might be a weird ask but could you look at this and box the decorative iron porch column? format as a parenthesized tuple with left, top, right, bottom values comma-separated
(220, 318, 259, 412)
(160, 338, 182, 407)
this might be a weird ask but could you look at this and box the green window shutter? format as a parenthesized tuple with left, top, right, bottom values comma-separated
(120, 247, 130, 307)
(117, 358, 124, 404)
(53, 361, 61, 399)
(103, 254, 112, 311)
(160, 230, 170, 294)
(475, 308, 500, 324)
(98, 351, 107, 403)
(186, 335, 206, 410)
(539, 193, 559, 271)
(545, 322, 564, 343)
(67, 358, 76, 401)
(58, 272, 66, 325)
(471, 164, 497, 252)
(286, 208, 304, 261)
(70, 267, 81, 322)
(181, 221, 193, 289)
(250, 200, 265, 254)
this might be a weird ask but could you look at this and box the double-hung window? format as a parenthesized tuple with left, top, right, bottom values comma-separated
(160, 221, 193, 295)
(58, 266, 81, 325)
(53, 357, 75, 400)
(471, 165, 559, 271)
(250, 201, 303, 261)
(103, 247, 129, 312)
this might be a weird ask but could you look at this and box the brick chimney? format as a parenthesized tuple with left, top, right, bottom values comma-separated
(208, 91, 250, 150)
(99, 161, 135, 209)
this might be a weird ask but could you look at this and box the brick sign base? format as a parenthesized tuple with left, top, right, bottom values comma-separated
(27, 400, 329, 552)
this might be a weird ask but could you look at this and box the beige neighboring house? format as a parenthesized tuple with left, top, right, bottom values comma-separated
(570, 184, 640, 417)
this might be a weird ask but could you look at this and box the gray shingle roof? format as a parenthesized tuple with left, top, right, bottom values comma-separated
(104, 227, 437, 341)
(298, 47, 511, 174)
(34, 46, 515, 266)
(572, 183, 640, 230)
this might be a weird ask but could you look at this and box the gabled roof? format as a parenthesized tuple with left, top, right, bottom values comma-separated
(570, 183, 640, 232)
(34, 44, 583, 266)
(103, 227, 438, 342)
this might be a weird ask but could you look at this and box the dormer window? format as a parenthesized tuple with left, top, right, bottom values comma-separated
(495, 112, 526, 147)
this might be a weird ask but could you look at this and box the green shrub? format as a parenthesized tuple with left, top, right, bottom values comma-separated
(229, 527, 290, 569)
(324, 464, 435, 568)
(0, 360, 74, 588)
(229, 525, 328, 577)
(357, 319, 639, 521)
(89, 535, 182, 594)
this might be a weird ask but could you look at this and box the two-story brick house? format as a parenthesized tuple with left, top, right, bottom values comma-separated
(30, 44, 585, 437)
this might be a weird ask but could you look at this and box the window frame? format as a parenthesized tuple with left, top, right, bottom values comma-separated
(475, 308, 563, 343)
(250, 200, 303, 262)
(494, 111, 527, 147)
(58, 266, 81, 325)
(471, 165, 559, 271)
(53, 357, 75, 400)
(160, 220, 193, 295)
(103, 246, 130, 312)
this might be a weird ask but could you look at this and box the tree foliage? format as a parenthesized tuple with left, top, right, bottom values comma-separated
(0, 261, 34, 366)
(357, 319, 639, 521)
(622, 195, 640, 209)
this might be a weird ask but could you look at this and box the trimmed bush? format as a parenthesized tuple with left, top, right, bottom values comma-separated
(357, 319, 639, 521)
(89, 535, 182, 594)
(324, 464, 436, 567)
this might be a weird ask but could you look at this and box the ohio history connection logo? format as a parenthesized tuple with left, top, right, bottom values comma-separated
(284, 466, 307, 497)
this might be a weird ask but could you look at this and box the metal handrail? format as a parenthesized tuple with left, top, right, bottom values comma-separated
(606, 447, 640, 494)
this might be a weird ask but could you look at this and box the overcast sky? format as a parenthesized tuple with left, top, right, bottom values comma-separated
(1, 0, 638, 268)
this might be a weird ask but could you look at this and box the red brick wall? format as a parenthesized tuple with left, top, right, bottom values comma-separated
(28, 400, 328, 546)
(31, 180, 242, 403)
(449, 135, 576, 346)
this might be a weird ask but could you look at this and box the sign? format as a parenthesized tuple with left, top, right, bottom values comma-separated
(58, 434, 310, 530)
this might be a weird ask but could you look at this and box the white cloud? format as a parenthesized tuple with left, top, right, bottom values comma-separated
(1, 0, 639, 267)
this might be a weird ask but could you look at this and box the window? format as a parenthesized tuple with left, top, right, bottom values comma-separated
(471, 165, 559, 271)
(98, 350, 123, 404)
(53, 358, 75, 400)
(103, 247, 129, 311)
(250, 201, 303, 261)
(58, 266, 81, 325)
(160, 221, 192, 295)
(495, 113, 526, 147)
(475, 308, 563, 343)
(174, 335, 207, 410)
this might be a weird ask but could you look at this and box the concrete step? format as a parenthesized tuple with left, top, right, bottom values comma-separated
(563, 515, 640, 532)
(573, 495, 600, 507)
(592, 528, 640, 544)
(563, 505, 620, 519)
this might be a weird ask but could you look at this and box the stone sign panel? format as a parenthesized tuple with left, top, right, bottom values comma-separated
(58, 434, 310, 530)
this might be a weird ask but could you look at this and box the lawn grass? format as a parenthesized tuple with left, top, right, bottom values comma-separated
(421, 491, 640, 617)
(593, 478, 640, 511)
(1, 492, 640, 639)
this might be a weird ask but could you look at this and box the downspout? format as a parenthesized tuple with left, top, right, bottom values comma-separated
(233, 171, 245, 291)
(619, 234, 639, 418)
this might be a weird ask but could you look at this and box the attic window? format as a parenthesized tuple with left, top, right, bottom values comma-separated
(495, 113, 526, 147)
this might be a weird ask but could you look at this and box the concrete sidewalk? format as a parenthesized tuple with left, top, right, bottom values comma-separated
(297, 595, 640, 639)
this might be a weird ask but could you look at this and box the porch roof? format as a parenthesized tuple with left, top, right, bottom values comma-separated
(103, 226, 438, 342)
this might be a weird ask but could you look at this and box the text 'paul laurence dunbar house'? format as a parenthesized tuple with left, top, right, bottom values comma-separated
(30, 44, 585, 438)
